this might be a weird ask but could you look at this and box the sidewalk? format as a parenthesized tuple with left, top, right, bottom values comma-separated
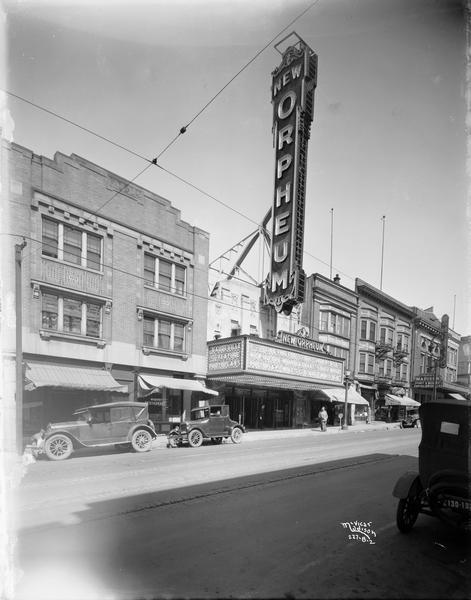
(153, 420, 403, 448)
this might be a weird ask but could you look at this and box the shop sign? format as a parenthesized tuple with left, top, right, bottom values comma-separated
(275, 330, 328, 353)
(208, 341, 243, 372)
(265, 41, 317, 315)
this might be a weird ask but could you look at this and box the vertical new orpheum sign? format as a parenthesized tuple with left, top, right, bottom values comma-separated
(265, 39, 317, 315)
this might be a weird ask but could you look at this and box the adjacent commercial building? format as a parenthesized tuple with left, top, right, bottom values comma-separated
(2, 140, 213, 448)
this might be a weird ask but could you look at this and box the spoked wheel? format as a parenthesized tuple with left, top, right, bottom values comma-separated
(188, 429, 203, 448)
(397, 496, 421, 533)
(131, 429, 153, 452)
(230, 427, 243, 444)
(45, 434, 73, 461)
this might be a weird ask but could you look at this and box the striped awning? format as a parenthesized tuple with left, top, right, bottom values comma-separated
(138, 375, 218, 396)
(319, 387, 369, 405)
(24, 362, 128, 392)
(385, 394, 420, 407)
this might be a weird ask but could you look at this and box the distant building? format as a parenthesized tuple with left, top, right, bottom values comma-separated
(457, 335, 471, 391)
(2, 140, 212, 448)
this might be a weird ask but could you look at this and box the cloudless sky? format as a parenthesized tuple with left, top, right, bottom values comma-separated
(1, 0, 468, 333)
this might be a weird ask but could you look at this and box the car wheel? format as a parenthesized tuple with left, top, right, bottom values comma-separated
(45, 434, 73, 461)
(211, 437, 223, 445)
(396, 496, 420, 533)
(131, 429, 153, 452)
(188, 429, 203, 448)
(231, 427, 243, 444)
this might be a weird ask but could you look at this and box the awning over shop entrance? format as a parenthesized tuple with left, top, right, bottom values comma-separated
(319, 387, 369, 405)
(385, 394, 420, 407)
(138, 375, 218, 396)
(24, 362, 128, 392)
(448, 393, 467, 401)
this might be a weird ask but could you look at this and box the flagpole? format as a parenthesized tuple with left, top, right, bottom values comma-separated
(380, 215, 385, 290)
(330, 208, 334, 279)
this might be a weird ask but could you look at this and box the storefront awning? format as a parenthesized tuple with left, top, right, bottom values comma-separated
(24, 362, 128, 392)
(207, 373, 324, 391)
(138, 375, 218, 396)
(448, 393, 467, 401)
(319, 387, 369, 405)
(385, 394, 420, 407)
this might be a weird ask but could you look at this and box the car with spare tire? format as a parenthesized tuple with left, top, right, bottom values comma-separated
(28, 401, 156, 460)
(167, 404, 245, 448)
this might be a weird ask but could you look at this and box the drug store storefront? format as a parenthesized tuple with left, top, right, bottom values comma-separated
(206, 334, 345, 429)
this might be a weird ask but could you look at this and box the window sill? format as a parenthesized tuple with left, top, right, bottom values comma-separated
(142, 346, 188, 360)
(144, 284, 187, 300)
(41, 255, 104, 275)
(39, 329, 106, 348)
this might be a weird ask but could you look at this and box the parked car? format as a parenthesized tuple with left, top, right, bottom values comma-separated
(167, 404, 245, 448)
(400, 409, 420, 428)
(29, 401, 156, 461)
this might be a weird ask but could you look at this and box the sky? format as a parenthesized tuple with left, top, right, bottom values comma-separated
(1, 0, 468, 334)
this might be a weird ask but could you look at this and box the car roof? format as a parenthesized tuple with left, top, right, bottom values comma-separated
(74, 402, 148, 413)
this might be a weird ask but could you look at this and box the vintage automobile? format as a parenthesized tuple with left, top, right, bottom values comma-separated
(29, 401, 157, 461)
(400, 409, 420, 429)
(393, 396, 471, 533)
(167, 404, 245, 448)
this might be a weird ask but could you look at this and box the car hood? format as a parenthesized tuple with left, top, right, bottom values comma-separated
(47, 420, 82, 430)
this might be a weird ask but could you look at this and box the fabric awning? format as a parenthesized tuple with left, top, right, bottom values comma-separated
(24, 362, 128, 392)
(138, 375, 218, 396)
(448, 393, 467, 401)
(319, 387, 369, 405)
(385, 394, 420, 407)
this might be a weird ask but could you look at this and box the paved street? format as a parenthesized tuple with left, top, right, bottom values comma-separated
(13, 428, 470, 599)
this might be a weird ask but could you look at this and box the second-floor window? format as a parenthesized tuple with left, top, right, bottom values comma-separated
(359, 352, 375, 374)
(395, 362, 408, 381)
(144, 254, 186, 296)
(41, 292, 102, 338)
(378, 358, 393, 378)
(42, 217, 102, 271)
(320, 311, 351, 337)
(360, 319, 376, 342)
(143, 315, 185, 352)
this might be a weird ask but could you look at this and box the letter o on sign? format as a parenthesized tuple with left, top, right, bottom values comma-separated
(277, 91, 296, 120)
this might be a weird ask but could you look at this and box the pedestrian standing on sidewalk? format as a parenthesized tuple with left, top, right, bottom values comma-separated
(318, 406, 328, 432)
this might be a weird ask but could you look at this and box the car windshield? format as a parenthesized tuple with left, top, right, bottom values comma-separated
(75, 411, 91, 422)
(191, 408, 209, 420)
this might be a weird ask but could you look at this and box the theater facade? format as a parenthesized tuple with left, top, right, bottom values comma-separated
(206, 332, 345, 429)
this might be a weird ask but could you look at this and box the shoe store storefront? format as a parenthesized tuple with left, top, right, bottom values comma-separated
(206, 334, 345, 430)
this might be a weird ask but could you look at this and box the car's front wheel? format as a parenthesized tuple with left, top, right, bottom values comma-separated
(45, 434, 73, 461)
(231, 427, 243, 444)
(188, 429, 203, 448)
(131, 429, 153, 452)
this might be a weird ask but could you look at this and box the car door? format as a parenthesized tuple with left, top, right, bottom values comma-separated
(209, 406, 225, 436)
(84, 408, 114, 445)
(109, 406, 134, 442)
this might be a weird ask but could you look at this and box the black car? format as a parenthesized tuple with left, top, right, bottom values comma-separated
(29, 401, 157, 460)
(167, 404, 245, 448)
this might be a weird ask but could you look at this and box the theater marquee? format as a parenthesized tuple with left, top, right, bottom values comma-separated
(265, 37, 317, 315)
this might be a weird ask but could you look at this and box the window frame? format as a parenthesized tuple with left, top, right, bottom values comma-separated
(42, 217, 102, 272)
(359, 352, 375, 374)
(144, 253, 187, 296)
(142, 314, 187, 353)
(360, 319, 376, 342)
(41, 291, 103, 338)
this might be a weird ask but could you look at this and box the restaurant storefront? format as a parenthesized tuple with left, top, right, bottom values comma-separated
(206, 334, 346, 429)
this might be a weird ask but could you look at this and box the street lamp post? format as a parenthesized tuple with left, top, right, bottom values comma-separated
(342, 369, 352, 431)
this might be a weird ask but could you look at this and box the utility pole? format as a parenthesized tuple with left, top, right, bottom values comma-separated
(15, 239, 27, 454)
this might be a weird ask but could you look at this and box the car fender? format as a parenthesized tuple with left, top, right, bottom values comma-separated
(127, 424, 157, 441)
(230, 423, 245, 434)
(392, 471, 421, 499)
(44, 429, 82, 449)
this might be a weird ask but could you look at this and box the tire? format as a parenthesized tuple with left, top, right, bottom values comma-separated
(45, 434, 73, 461)
(188, 429, 203, 448)
(231, 427, 243, 444)
(131, 429, 153, 453)
(396, 496, 420, 533)
(211, 437, 223, 445)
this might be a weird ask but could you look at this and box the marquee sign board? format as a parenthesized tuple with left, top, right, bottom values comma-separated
(265, 40, 317, 315)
